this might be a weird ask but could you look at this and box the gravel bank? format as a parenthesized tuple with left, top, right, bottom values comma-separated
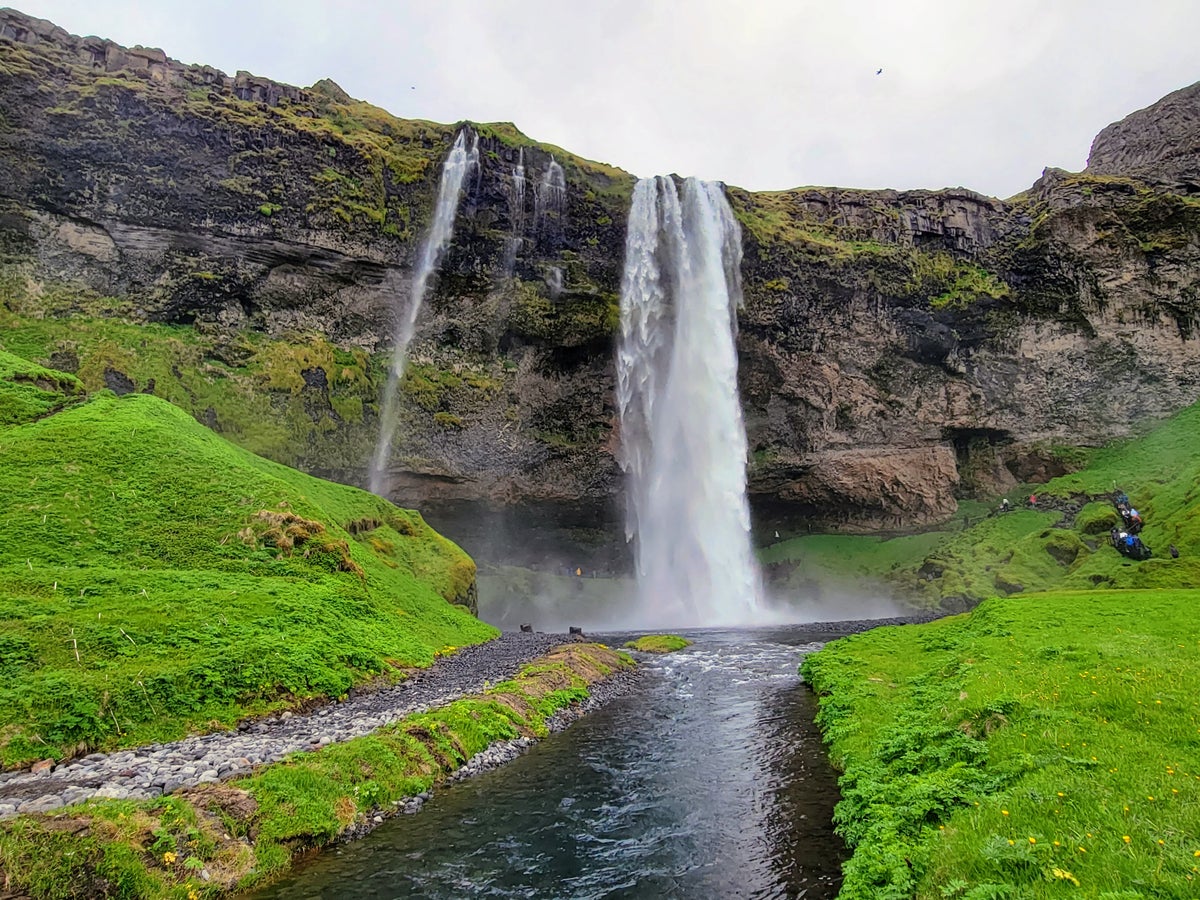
(0, 632, 572, 818)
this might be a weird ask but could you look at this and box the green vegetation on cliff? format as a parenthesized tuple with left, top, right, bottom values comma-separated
(0, 353, 493, 768)
(763, 397, 1200, 611)
(0, 644, 632, 898)
(803, 591, 1200, 899)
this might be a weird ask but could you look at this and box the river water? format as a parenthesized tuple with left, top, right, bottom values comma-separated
(250, 626, 846, 899)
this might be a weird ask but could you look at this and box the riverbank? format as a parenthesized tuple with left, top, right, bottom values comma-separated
(0, 641, 636, 899)
(803, 591, 1200, 898)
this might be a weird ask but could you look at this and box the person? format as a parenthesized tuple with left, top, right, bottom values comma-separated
(1028, 494, 1038, 508)
(1170, 544, 1180, 559)
(1128, 509, 1143, 532)
(1000, 498, 1011, 513)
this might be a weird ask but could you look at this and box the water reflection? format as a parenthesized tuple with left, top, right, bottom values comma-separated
(249, 629, 845, 899)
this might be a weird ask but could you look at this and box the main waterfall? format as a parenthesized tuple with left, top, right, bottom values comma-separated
(617, 176, 762, 627)
(369, 130, 478, 496)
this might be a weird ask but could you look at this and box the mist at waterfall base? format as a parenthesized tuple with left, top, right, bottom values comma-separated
(615, 175, 763, 629)
(368, 129, 479, 497)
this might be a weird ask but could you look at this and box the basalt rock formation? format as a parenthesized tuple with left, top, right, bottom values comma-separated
(2, 8, 1199, 533)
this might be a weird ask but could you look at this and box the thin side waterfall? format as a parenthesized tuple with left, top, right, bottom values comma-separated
(534, 155, 566, 246)
(501, 147, 526, 276)
(368, 129, 479, 496)
(617, 176, 762, 627)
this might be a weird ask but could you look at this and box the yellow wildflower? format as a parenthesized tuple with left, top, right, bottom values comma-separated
(1123, 835, 1131, 843)
(1001, 809, 1009, 816)
(1051, 868, 1080, 887)
(163, 851, 177, 865)
(1029, 837, 1037, 845)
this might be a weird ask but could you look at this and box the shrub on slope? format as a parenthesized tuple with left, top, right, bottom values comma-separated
(0, 386, 494, 767)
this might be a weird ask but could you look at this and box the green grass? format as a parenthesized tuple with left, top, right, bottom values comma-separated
(0, 349, 84, 425)
(760, 532, 948, 591)
(0, 312, 382, 468)
(760, 398, 1200, 611)
(0, 643, 631, 899)
(0, 363, 494, 767)
(624, 634, 692, 654)
(803, 590, 1200, 899)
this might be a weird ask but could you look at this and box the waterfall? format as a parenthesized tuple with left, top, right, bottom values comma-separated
(534, 155, 566, 247)
(616, 176, 762, 627)
(546, 266, 564, 299)
(368, 129, 479, 496)
(501, 148, 526, 276)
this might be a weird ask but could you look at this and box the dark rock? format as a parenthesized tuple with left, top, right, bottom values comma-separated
(103, 368, 135, 395)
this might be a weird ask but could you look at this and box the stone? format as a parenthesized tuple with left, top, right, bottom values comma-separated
(30, 758, 54, 774)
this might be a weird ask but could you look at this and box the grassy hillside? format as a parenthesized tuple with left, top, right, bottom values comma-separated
(803, 591, 1200, 899)
(763, 400, 1200, 610)
(0, 356, 495, 767)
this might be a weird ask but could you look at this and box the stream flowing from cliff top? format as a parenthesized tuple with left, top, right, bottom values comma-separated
(617, 176, 762, 628)
(368, 130, 479, 496)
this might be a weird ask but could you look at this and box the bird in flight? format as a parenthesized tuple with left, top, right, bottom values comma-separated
(876, 68, 883, 75)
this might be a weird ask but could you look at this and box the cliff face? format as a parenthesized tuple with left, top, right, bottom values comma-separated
(2, 10, 1199, 532)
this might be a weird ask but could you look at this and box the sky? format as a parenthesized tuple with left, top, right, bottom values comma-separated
(13, 0, 1200, 198)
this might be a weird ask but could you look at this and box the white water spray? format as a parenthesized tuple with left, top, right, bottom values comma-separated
(369, 130, 479, 496)
(534, 156, 566, 245)
(617, 176, 762, 627)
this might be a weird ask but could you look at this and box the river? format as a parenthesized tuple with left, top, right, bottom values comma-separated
(249, 626, 846, 899)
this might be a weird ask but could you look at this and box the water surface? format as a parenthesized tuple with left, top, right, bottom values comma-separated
(251, 627, 846, 899)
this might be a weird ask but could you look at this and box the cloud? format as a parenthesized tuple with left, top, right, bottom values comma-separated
(16, 0, 1200, 197)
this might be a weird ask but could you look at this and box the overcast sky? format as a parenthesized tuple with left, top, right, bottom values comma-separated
(14, 0, 1199, 198)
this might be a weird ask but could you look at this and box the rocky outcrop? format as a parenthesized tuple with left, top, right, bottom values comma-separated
(2, 9, 1200, 533)
(1087, 81, 1200, 185)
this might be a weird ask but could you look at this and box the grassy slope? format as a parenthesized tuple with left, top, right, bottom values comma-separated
(0, 348, 84, 426)
(800, 404, 1200, 897)
(0, 359, 494, 767)
(803, 592, 1200, 899)
(762, 399, 1200, 610)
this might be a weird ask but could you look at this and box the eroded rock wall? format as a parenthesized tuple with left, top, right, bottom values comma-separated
(2, 10, 1200, 531)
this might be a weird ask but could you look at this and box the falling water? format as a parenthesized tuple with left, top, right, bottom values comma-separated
(501, 148, 526, 276)
(546, 266, 564, 299)
(534, 156, 567, 246)
(616, 176, 762, 627)
(368, 129, 479, 496)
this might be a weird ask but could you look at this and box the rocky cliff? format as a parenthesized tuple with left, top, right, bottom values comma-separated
(2, 9, 1199, 532)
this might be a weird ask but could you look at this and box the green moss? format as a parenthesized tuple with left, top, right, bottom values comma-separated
(0, 312, 381, 469)
(0, 349, 84, 425)
(803, 590, 1200, 897)
(0, 370, 493, 767)
(624, 634, 692, 654)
